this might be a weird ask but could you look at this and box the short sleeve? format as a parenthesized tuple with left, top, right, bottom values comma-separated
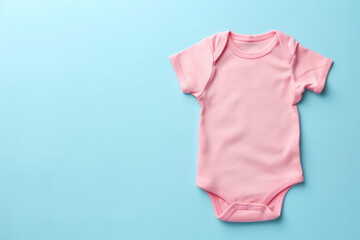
(292, 42, 333, 94)
(169, 37, 213, 96)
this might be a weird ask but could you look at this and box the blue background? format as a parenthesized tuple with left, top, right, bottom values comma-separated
(0, 0, 359, 239)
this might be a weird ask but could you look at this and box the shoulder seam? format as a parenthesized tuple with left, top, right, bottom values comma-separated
(279, 32, 301, 102)
(214, 31, 229, 62)
(277, 31, 293, 64)
(195, 37, 215, 99)
(196, 32, 229, 99)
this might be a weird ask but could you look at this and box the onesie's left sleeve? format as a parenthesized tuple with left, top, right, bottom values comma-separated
(291, 42, 333, 94)
(169, 37, 213, 97)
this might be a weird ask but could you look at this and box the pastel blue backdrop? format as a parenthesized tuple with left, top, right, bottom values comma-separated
(0, 0, 359, 239)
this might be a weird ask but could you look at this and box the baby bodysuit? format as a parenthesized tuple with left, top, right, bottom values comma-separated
(169, 30, 333, 222)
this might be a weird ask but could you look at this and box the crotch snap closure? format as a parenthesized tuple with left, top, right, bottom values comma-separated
(247, 204, 254, 210)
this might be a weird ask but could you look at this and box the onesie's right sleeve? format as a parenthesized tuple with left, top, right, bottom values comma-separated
(169, 37, 213, 97)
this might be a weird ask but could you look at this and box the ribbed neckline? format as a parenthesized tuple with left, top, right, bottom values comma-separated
(227, 30, 279, 59)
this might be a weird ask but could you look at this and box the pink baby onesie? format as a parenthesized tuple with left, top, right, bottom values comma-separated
(169, 30, 333, 222)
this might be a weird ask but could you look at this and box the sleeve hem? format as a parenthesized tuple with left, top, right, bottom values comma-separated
(314, 58, 333, 94)
(169, 54, 189, 93)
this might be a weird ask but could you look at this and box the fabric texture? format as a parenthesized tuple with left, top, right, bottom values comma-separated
(169, 30, 333, 222)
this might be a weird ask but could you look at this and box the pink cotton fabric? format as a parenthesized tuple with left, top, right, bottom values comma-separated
(169, 30, 333, 222)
